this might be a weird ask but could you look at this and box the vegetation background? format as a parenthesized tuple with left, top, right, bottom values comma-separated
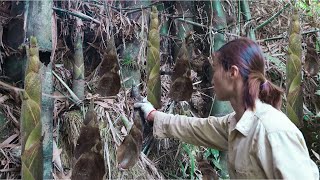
(0, 0, 319, 179)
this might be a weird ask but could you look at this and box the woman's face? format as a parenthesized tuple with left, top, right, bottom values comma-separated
(211, 60, 233, 101)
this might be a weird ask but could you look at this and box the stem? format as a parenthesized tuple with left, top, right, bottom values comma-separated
(255, 3, 290, 30)
(240, 0, 256, 40)
(0, 80, 24, 92)
(52, 7, 100, 24)
(258, 28, 320, 42)
(177, 18, 207, 29)
(41, 64, 54, 180)
(52, 70, 81, 105)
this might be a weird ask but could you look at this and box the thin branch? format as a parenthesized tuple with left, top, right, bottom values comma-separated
(164, 14, 194, 19)
(52, 7, 100, 24)
(177, 18, 207, 29)
(257, 29, 320, 42)
(0, 80, 24, 92)
(255, 3, 290, 31)
(120, 1, 160, 11)
(52, 70, 81, 105)
(85, 0, 160, 11)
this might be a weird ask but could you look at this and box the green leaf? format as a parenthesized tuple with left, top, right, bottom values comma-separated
(190, 152, 195, 180)
(211, 159, 222, 170)
(210, 149, 220, 160)
(297, 1, 308, 10)
(204, 149, 211, 159)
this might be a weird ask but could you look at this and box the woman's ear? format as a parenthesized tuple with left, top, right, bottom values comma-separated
(229, 65, 240, 79)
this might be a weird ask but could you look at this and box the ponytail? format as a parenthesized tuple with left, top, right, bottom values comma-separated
(246, 71, 283, 110)
(215, 38, 284, 110)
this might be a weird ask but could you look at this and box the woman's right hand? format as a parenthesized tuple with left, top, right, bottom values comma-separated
(133, 98, 156, 122)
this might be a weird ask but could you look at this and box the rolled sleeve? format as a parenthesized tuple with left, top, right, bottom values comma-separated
(153, 111, 231, 151)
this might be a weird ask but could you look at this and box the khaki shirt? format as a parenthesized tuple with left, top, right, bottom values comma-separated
(153, 100, 319, 179)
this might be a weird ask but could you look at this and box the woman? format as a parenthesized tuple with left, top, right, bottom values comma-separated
(134, 38, 319, 179)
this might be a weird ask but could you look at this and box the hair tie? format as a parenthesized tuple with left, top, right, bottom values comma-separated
(260, 80, 268, 89)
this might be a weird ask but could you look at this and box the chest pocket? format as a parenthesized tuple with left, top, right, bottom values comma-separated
(233, 157, 266, 179)
(230, 145, 265, 178)
(234, 168, 261, 178)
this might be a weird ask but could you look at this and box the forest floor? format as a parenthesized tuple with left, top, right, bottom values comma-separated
(0, 1, 319, 179)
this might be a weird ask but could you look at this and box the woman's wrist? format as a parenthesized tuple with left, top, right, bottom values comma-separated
(146, 110, 157, 122)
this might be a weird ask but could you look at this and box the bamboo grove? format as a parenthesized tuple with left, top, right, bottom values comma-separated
(0, 1, 319, 179)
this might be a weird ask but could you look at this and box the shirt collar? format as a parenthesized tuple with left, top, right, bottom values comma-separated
(230, 99, 264, 136)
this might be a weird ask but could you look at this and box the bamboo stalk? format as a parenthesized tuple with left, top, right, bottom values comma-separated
(41, 63, 54, 180)
(240, 0, 256, 40)
(208, 1, 233, 179)
(255, 3, 290, 30)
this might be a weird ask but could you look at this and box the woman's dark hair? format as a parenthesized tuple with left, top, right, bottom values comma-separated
(214, 38, 283, 110)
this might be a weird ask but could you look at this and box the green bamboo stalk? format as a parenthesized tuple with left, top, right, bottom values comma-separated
(120, 0, 150, 88)
(286, 7, 303, 127)
(239, 0, 256, 40)
(41, 63, 54, 180)
(21, 36, 43, 180)
(208, 0, 233, 117)
(26, 2, 53, 178)
(26, 1, 53, 51)
(208, 1, 233, 179)
(146, 6, 161, 109)
(209, 0, 227, 51)
(255, 3, 290, 31)
(72, 18, 85, 100)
